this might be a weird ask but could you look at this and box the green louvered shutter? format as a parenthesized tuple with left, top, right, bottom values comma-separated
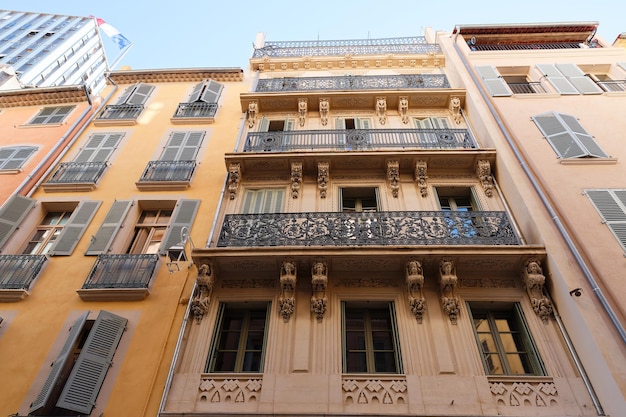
(555, 63, 603, 95)
(0, 194, 36, 250)
(74, 133, 123, 163)
(56, 311, 127, 415)
(587, 190, 626, 251)
(159, 199, 200, 256)
(127, 83, 154, 105)
(536, 64, 579, 95)
(29, 312, 89, 414)
(200, 80, 223, 103)
(48, 201, 101, 256)
(531, 113, 587, 158)
(85, 200, 133, 255)
(475, 66, 513, 96)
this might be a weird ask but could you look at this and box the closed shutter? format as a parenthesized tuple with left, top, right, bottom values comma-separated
(555, 64, 603, 94)
(531, 113, 587, 158)
(85, 200, 133, 255)
(431, 117, 450, 129)
(475, 66, 512, 96)
(0, 146, 37, 170)
(127, 83, 154, 105)
(536, 64, 579, 94)
(200, 80, 223, 103)
(356, 118, 371, 129)
(47, 106, 74, 124)
(160, 131, 204, 161)
(29, 312, 89, 414)
(56, 311, 127, 415)
(74, 133, 123, 163)
(48, 201, 101, 256)
(284, 118, 295, 131)
(241, 189, 285, 214)
(159, 199, 200, 255)
(0, 194, 36, 250)
(587, 189, 626, 250)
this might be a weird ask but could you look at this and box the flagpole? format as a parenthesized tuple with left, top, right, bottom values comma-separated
(109, 43, 133, 70)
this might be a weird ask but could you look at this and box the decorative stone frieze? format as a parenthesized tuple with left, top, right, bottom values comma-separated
(317, 161, 329, 198)
(398, 96, 409, 124)
(406, 260, 426, 323)
(477, 160, 494, 197)
(415, 160, 428, 197)
(439, 259, 460, 324)
(190, 263, 214, 323)
(291, 162, 303, 199)
(247, 101, 258, 128)
(199, 377, 262, 403)
(342, 377, 407, 405)
(298, 98, 307, 127)
(387, 160, 400, 198)
(376, 97, 387, 125)
(319, 98, 329, 126)
(522, 259, 553, 323)
(279, 260, 297, 321)
(227, 163, 241, 200)
(489, 380, 558, 408)
(311, 261, 328, 321)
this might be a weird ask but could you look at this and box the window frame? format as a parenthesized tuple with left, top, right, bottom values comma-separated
(339, 187, 380, 213)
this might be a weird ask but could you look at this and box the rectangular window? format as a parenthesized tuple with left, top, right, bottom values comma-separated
(0, 146, 37, 170)
(207, 303, 270, 373)
(436, 187, 478, 212)
(340, 187, 379, 212)
(127, 209, 173, 254)
(469, 302, 544, 376)
(585, 189, 626, 252)
(28, 106, 74, 125)
(531, 112, 607, 159)
(342, 302, 401, 374)
(241, 189, 285, 214)
(22, 211, 72, 255)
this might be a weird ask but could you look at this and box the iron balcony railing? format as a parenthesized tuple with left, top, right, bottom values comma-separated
(82, 254, 159, 289)
(507, 82, 547, 94)
(255, 74, 449, 92)
(217, 211, 519, 247)
(597, 80, 626, 92)
(97, 103, 144, 120)
(0, 255, 47, 290)
(138, 160, 196, 182)
(45, 161, 108, 184)
(243, 128, 476, 152)
(470, 42, 591, 51)
(173, 102, 218, 118)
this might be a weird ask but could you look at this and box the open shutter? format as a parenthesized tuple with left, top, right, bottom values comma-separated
(56, 311, 127, 415)
(116, 84, 135, 104)
(200, 80, 223, 103)
(258, 117, 269, 132)
(29, 313, 89, 414)
(475, 66, 513, 96)
(85, 200, 133, 255)
(587, 190, 626, 250)
(556, 64, 603, 94)
(559, 114, 607, 157)
(356, 118, 372, 129)
(75, 133, 123, 163)
(284, 118, 295, 131)
(536, 64, 579, 94)
(531, 113, 587, 158)
(159, 199, 200, 256)
(48, 200, 101, 256)
(0, 194, 36, 250)
(188, 81, 205, 103)
(127, 83, 154, 105)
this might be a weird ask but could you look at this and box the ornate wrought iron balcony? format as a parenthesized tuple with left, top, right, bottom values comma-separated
(470, 42, 590, 51)
(138, 160, 197, 182)
(252, 37, 441, 58)
(173, 102, 218, 118)
(45, 161, 108, 184)
(217, 211, 518, 247)
(243, 128, 476, 152)
(255, 74, 449, 92)
(97, 103, 144, 120)
(82, 254, 159, 289)
(0, 255, 47, 290)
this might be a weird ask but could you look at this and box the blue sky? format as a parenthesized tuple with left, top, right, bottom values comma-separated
(2, 0, 623, 71)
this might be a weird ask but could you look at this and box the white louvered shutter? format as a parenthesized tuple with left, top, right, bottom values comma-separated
(536, 64, 579, 94)
(555, 63, 603, 95)
(586, 190, 626, 251)
(475, 66, 513, 97)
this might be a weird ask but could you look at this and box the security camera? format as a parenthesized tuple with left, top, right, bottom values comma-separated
(569, 288, 583, 297)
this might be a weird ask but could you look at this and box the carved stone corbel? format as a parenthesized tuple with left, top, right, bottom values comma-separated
(398, 96, 409, 124)
(311, 261, 328, 321)
(406, 260, 426, 323)
(279, 260, 297, 321)
(477, 160, 494, 197)
(319, 98, 329, 126)
(227, 163, 241, 200)
(247, 101, 258, 128)
(449, 96, 462, 124)
(291, 162, 302, 199)
(317, 161, 329, 198)
(522, 259, 553, 323)
(376, 97, 387, 125)
(387, 160, 400, 198)
(415, 160, 428, 197)
(191, 263, 215, 323)
(298, 98, 308, 127)
(439, 259, 460, 324)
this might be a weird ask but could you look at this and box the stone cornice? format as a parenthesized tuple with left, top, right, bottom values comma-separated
(106, 68, 244, 84)
(0, 86, 88, 108)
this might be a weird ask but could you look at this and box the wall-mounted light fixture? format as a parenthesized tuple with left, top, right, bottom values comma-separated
(166, 226, 195, 274)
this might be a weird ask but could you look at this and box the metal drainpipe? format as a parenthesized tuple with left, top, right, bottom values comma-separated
(452, 34, 614, 416)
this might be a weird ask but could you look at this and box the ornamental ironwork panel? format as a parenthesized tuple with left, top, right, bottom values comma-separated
(255, 74, 449, 92)
(217, 211, 518, 247)
(97, 104, 143, 120)
(0, 255, 47, 289)
(138, 160, 196, 182)
(471, 43, 586, 51)
(174, 102, 218, 118)
(243, 128, 475, 152)
(45, 161, 108, 184)
(82, 254, 158, 289)
(252, 37, 441, 58)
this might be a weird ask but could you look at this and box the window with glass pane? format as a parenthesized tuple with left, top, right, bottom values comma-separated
(437, 187, 478, 238)
(127, 209, 173, 254)
(470, 303, 544, 376)
(341, 187, 379, 212)
(208, 304, 269, 373)
(23, 211, 72, 255)
(342, 302, 400, 373)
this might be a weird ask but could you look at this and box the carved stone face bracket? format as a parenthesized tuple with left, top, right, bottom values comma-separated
(415, 160, 428, 197)
(317, 161, 329, 199)
(247, 100, 258, 128)
(522, 258, 553, 323)
(227, 163, 241, 200)
(406, 260, 426, 323)
(279, 259, 297, 322)
(298, 98, 307, 127)
(291, 162, 303, 199)
(439, 259, 460, 324)
(376, 96, 387, 125)
(477, 160, 494, 197)
(398, 96, 409, 124)
(449, 96, 462, 124)
(387, 160, 400, 198)
(311, 261, 328, 321)
(319, 98, 329, 126)
(191, 262, 215, 324)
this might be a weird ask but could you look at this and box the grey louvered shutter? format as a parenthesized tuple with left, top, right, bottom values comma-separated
(85, 200, 133, 255)
(555, 63, 603, 94)
(160, 131, 204, 161)
(0, 146, 37, 170)
(159, 199, 200, 256)
(47, 106, 74, 123)
(241, 189, 284, 214)
(29, 312, 89, 414)
(188, 81, 205, 102)
(0, 194, 36, 250)
(559, 114, 607, 157)
(116, 85, 135, 104)
(48, 200, 101, 256)
(587, 190, 626, 250)
(127, 83, 154, 105)
(531, 113, 586, 158)
(200, 80, 223, 103)
(475, 66, 513, 97)
(536, 64, 579, 94)
(75, 133, 123, 163)
(56, 311, 127, 415)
